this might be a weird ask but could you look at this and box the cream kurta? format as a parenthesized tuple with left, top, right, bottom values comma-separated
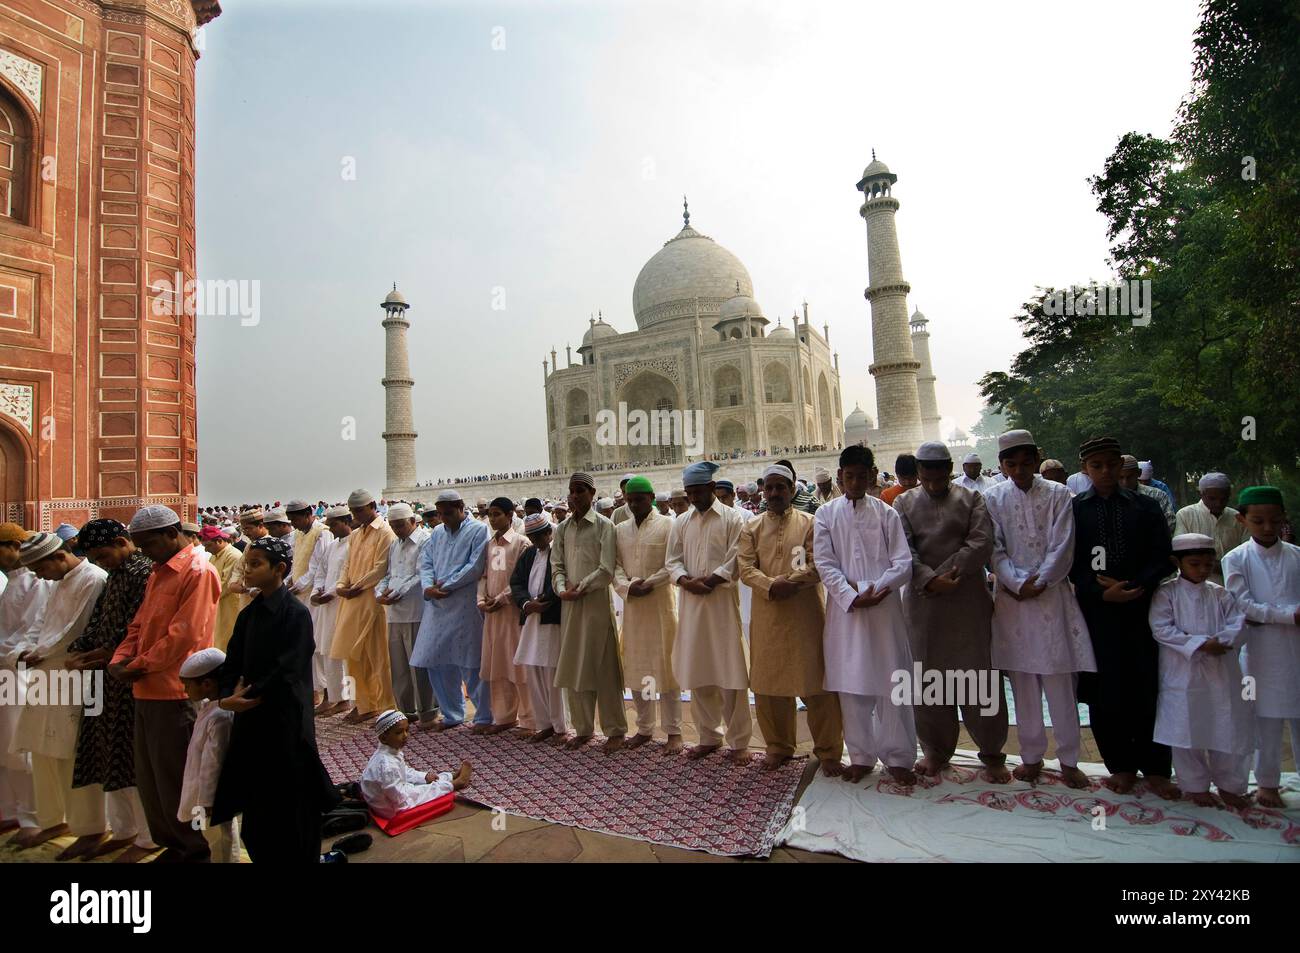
(666, 499, 748, 691)
(11, 558, 108, 760)
(1149, 576, 1251, 752)
(1174, 502, 1248, 582)
(478, 530, 532, 682)
(209, 543, 243, 653)
(552, 509, 622, 692)
(331, 516, 397, 660)
(1222, 538, 1300, 718)
(314, 535, 350, 655)
(613, 509, 678, 693)
(289, 521, 327, 606)
(984, 476, 1096, 674)
(738, 507, 827, 697)
(0, 568, 51, 772)
(813, 495, 914, 696)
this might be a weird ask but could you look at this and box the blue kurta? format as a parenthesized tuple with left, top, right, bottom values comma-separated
(411, 519, 489, 669)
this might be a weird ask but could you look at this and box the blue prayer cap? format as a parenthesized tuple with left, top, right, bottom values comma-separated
(682, 461, 720, 487)
(55, 523, 79, 542)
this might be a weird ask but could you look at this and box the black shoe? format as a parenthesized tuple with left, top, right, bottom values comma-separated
(330, 832, 372, 855)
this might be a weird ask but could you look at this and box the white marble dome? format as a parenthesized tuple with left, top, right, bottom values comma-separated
(845, 402, 874, 431)
(581, 317, 617, 347)
(718, 292, 763, 322)
(632, 222, 754, 329)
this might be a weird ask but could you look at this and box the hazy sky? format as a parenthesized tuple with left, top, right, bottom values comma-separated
(194, 0, 1202, 503)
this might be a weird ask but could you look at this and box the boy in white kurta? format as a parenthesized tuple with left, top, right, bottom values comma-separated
(1221, 485, 1299, 809)
(984, 431, 1095, 788)
(177, 648, 239, 862)
(813, 445, 918, 785)
(360, 710, 471, 819)
(1149, 534, 1252, 808)
(309, 508, 352, 716)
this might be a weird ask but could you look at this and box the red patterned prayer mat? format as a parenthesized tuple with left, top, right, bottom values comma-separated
(316, 717, 804, 857)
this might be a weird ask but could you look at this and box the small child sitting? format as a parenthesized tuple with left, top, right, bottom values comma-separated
(177, 647, 240, 862)
(360, 710, 471, 820)
(1148, 533, 1252, 809)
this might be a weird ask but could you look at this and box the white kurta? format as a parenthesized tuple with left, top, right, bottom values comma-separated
(359, 743, 453, 819)
(666, 499, 748, 690)
(733, 503, 755, 639)
(313, 535, 351, 656)
(177, 699, 234, 821)
(954, 474, 997, 494)
(304, 531, 334, 632)
(10, 558, 108, 760)
(984, 476, 1096, 674)
(1222, 538, 1300, 718)
(1149, 577, 1251, 753)
(0, 569, 52, 772)
(813, 495, 913, 696)
(514, 550, 561, 668)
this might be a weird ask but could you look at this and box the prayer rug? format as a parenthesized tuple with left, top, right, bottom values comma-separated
(776, 751, 1299, 862)
(316, 716, 804, 857)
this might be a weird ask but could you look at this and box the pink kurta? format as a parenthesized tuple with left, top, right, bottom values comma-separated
(478, 530, 532, 685)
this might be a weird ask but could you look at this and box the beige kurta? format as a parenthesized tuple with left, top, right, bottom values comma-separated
(331, 516, 397, 661)
(209, 543, 243, 652)
(737, 507, 828, 697)
(613, 509, 679, 693)
(290, 521, 326, 607)
(552, 509, 624, 692)
(478, 529, 532, 682)
(1174, 501, 1249, 583)
(666, 499, 749, 691)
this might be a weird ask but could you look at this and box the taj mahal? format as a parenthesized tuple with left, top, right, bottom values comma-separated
(382, 155, 944, 502)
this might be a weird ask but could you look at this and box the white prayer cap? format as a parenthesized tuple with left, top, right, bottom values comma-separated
(375, 709, 407, 735)
(386, 502, 415, 521)
(285, 499, 313, 513)
(323, 505, 350, 519)
(129, 504, 181, 534)
(543, 501, 555, 510)
(476, 497, 489, 507)
(1040, 459, 1065, 473)
(1171, 533, 1215, 553)
(997, 429, 1035, 454)
(621, 473, 634, 483)
(813, 466, 832, 482)
(745, 482, 758, 493)
(263, 506, 290, 524)
(179, 647, 226, 679)
(762, 464, 795, 485)
(1138, 461, 1154, 478)
(916, 442, 952, 464)
(596, 497, 615, 510)
(347, 489, 375, 507)
(961, 452, 982, 465)
(19, 531, 63, 565)
(1198, 472, 1231, 491)
(435, 489, 462, 504)
(654, 491, 670, 502)
(180, 522, 201, 534)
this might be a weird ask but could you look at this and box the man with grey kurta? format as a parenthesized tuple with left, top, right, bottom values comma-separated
(553, 471, 628, 752)
(893, 441, 1009, 782)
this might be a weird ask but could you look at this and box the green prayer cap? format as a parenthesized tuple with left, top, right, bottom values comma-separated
(1237, 485, 1284, 508)
(624, 475, 654, 495)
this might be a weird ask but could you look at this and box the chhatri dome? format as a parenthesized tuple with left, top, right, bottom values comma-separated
(632, 197, 755, 329)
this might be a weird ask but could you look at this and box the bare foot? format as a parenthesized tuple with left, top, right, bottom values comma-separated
(663, 734, 684, 754)
(313, 698, 334, 716)
(1013, 760, 1043, 782)
(685, 744, 720, 761)
(1186, 790, 1219, 808)
(981, 762, 1012, 784)
(625, 733, 652, 750)
(1256, 787, 1285, 808)
(13, 824, 68, 849)
(1102, 771, 1138, 794)
(603, 735, 624, 754)
(760, 753, 789, 772)
(1060, 765, 1090, 789)
(565, 734, 593, 750)
(913, 756, 946, 778)
(451, 761, 473, 790)
(887, 766, 918, 786)
(1145, 775, 1181, 801)
(342, 708, 364, 724)
(1219, 790, 1251, 810)
(728, 748, 752, 765)
(527, 727, 555, 743)
(57, 833, 108, 862)
(820, 758, 845, 778)
(842, 763, 875, 783)
(110, 844, 160, 864)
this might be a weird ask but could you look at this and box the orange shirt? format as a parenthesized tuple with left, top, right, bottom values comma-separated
(111, 545, 220, 700)
(881, 484, 909, 506)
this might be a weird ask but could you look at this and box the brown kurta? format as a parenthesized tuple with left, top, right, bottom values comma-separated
(737, 507, 828, 697)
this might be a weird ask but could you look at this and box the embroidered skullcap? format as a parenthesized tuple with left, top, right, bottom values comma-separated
(762, 464, 794, 485)
(1237, 485, 1283, 508)
(386, 502, 414, 521)
(916, 442, 952, 463)
(285, 499, 313, 513)
(1171, 533, 1216, 554)
(79, 519, 129, 550)
(249, 535, 293, 568)
(1120, 454, 1140, 471)
(239, 507, 264, 524)
(0, 523, 29, 544)
(625, 475, 654, 495)
(347, 489, 375, 507)
(375, 709, 407, 736)
(523, 513, 551, 535)
(323, 505, 350, 520)
(1079, 436, 1121, 461)
(1198, 472, 1231, 491)
(489, 497, 514, 514)
(715, 479, 734, 493)
(814, 467, 832, 482)
(179, 647, 226, 679)
(681, 461, 719, 487)
(997, 429, 1036, 457)
(569, 472, 596, 491)
(129, 504, 181, 534)
(435, 490, 463, 504)
(19, 531, 63, 565)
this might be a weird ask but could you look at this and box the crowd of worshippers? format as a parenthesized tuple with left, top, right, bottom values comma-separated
(0, 433, 1296, 865)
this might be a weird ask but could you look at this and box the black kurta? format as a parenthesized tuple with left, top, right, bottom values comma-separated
(1070, 487, 1173, 776)
(212, 584, 337, 862)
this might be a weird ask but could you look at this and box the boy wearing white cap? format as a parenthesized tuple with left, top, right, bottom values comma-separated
(1173, 473, 1248, 584)
(1149, 534, 1251, 808)
(360, 710, 471, 819)
(178, 648, 239, 862)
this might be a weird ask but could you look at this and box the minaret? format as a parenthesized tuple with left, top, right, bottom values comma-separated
(381, 283, 417, 493)
(857, 152, 922, 460)
(910, 308, 941, 441)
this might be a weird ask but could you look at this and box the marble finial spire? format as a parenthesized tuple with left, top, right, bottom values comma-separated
(682, 195, 690, 227)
